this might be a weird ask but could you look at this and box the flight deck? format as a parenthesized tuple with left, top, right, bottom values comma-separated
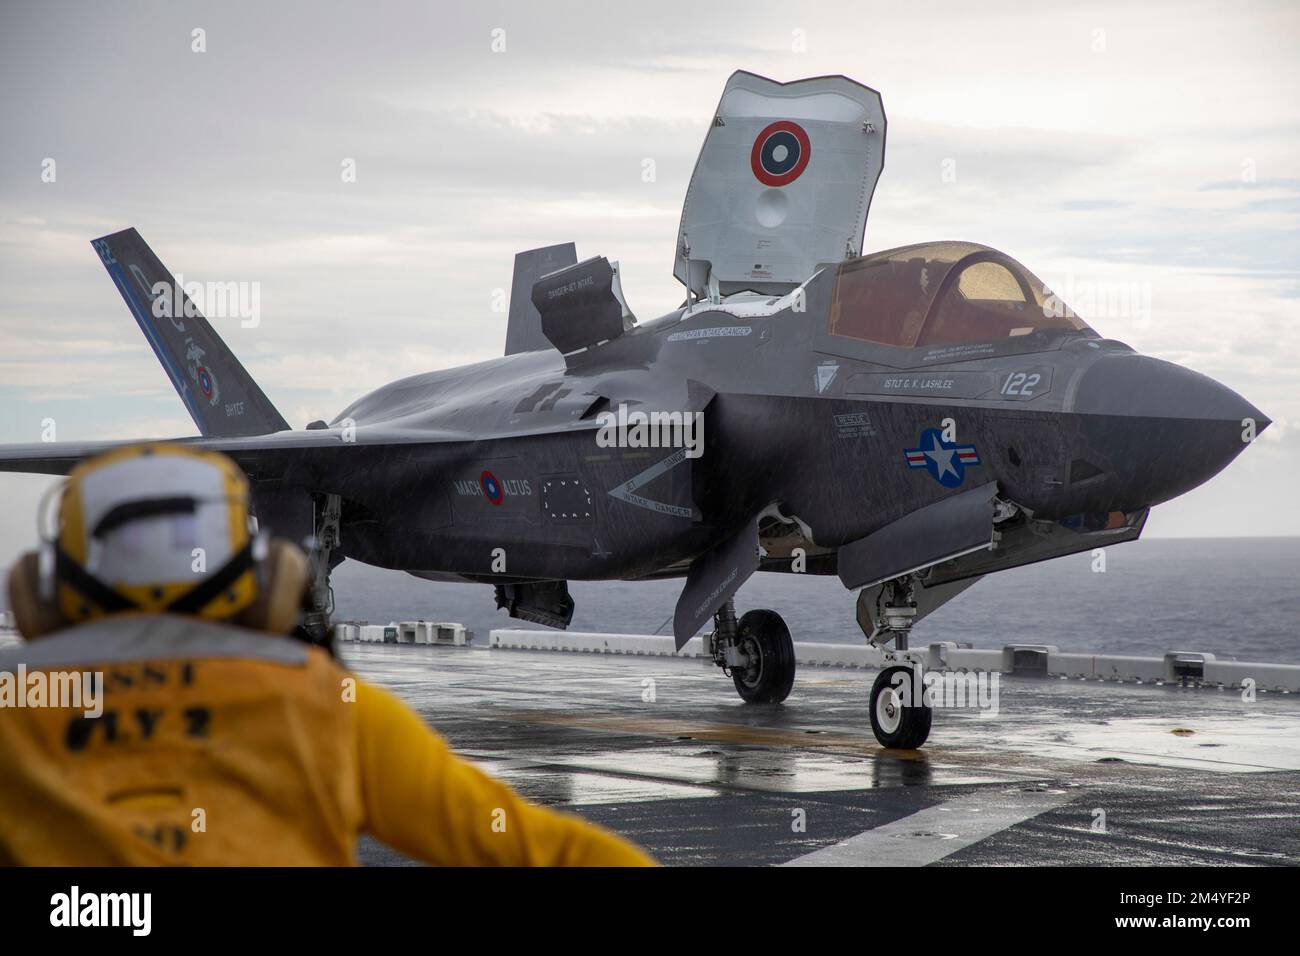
(346, 639, 1300, 867)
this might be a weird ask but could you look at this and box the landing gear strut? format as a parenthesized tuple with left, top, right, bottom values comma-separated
(299, 493, 341, 648)
(709, 599, 796, 703)
(862, 576, 932, 749)
(861, 576, 918, 651)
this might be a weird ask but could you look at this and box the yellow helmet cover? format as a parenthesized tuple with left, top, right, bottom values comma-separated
(55, 444, 259, 623)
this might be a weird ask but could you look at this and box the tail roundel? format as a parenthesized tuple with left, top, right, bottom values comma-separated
(91, 228, 290, 438)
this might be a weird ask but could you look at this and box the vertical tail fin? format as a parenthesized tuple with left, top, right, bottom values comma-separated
(91, 228, 290, 437)
(504, 242, 577, 354)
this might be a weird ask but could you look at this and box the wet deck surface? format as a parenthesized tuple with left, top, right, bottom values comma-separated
(344, 642, 1300, 867)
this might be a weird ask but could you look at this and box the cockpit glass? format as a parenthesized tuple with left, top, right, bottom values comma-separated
(828, 242, 1091, 350)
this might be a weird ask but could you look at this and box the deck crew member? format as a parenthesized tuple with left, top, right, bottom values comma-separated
(0, 443, 653, 866)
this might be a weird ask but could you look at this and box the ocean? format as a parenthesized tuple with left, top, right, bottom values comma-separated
(330, 536, 1300, 665)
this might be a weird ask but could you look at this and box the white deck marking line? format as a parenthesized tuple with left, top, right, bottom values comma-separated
(783, 788, 1075, 867)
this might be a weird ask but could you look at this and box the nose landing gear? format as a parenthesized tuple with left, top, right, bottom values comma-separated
(870, 664, 932, 749)
(861, 576, 933, 749)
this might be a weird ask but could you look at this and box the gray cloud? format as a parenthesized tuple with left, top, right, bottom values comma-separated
(2, 0, 1299, 564)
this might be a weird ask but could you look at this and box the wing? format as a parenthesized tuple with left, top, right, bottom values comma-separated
(0, 428, 463, 479)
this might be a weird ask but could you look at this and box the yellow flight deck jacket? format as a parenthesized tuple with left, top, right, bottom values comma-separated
(0, 614, 654, 866)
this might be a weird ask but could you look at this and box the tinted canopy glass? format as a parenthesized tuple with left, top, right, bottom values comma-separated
(827, 242, 1090, 350)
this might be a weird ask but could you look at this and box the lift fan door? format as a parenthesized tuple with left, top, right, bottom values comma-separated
(674, 71, 887, 299)
(531, 256, 633, 358)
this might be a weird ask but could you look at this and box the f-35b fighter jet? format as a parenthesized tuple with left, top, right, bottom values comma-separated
(0, 72, 1269, 748)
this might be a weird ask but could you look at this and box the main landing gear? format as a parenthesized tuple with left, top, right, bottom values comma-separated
(708, 599, 796, 703)
(705, 577, 933, 749)
(298, 493, 342, 649)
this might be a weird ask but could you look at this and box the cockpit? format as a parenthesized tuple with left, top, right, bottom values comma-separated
(827, 241, 1091, 351)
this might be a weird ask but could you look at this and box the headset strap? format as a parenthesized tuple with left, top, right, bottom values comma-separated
(54, 546, 137, 613)
(166, 541, 256, 614)
(54, 541, 255, 616)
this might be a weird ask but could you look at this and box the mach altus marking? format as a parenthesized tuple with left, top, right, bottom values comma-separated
(1, 72, 1269, 748)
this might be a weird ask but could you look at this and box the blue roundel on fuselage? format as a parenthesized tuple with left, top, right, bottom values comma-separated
(903, 428, 982, 488)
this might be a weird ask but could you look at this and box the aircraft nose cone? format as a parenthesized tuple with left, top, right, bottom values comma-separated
(1072, 354, 1268, 509)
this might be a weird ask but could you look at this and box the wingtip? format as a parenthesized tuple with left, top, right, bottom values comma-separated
(89, 226, 137, 245)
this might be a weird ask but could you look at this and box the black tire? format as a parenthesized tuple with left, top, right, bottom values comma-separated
(869, 664, 932, 749)
(731, 609, 796, 704)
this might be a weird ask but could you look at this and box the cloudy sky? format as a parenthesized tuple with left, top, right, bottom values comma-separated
(1, 0, 1297, 567)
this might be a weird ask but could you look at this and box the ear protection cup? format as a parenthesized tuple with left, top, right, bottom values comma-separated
(7, 551, 66, 640)
(9, 540, 311, 639)
(233, 538, 309, 635)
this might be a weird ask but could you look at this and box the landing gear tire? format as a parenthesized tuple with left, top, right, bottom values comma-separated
(731, 609, 796, 704)
(870, 665, 932, 749)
